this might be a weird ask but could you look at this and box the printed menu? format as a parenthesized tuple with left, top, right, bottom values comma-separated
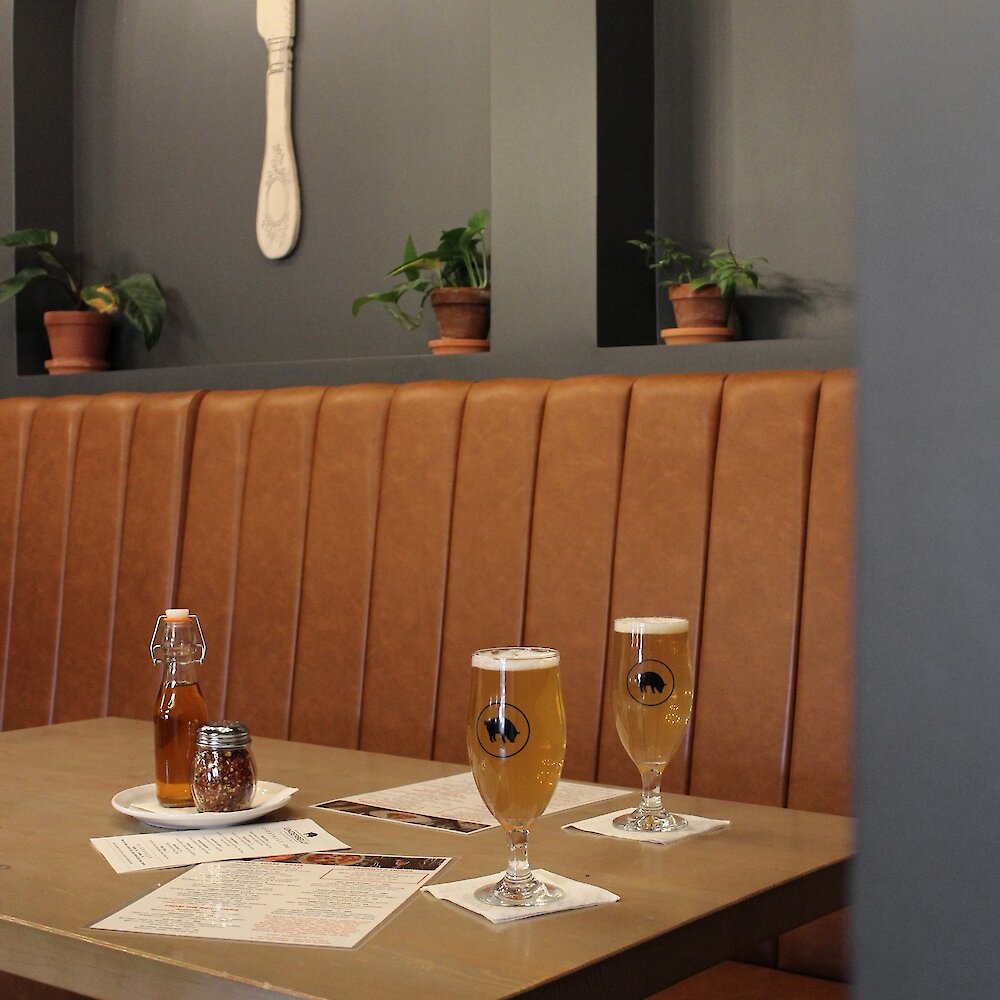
(92, 818, 347, 873)
(92, 854, 451, 948)
(314, 771, 624, 834)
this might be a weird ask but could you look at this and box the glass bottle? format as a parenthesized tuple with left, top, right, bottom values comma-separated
(151, 608, 208, 807)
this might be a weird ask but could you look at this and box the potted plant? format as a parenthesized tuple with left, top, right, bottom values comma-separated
(353, 209, 490, 354)
(629, 232, 765, 344)
(0, 228, 166, 373)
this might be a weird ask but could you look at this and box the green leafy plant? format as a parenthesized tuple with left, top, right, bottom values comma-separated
(352, 209, 490, 331)
(629, 231, 766, 298)
(0, 228, 166, 349)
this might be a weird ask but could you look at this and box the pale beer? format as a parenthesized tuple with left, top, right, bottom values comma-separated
(467, 647, 566, 831)
(613, 616, 693, 770)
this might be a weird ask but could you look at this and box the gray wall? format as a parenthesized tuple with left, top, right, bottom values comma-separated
(655, 0, 855, 342)
(0, 0, 853, 395)
(0, 0, 13, 389)
(855, 2, 1000, 997)
(73, 0, 491, 370)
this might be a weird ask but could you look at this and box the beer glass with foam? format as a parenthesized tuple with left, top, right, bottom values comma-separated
(612, 617, 693, 832)
(467, 646, 566, 906)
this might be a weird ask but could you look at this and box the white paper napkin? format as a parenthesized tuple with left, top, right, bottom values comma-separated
(563, 809, 730, 844)
(422, 869, 618, 923)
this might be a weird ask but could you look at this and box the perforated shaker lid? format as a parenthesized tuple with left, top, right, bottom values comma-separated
(195, 721, 251, 749)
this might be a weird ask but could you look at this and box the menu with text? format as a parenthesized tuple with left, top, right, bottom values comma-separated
(92, 818, 347, 873)
(92, 855, 451, 948)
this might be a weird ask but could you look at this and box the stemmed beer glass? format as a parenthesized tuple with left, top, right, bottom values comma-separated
(467, 647, 566, 906)
(612, 617, 694, 832)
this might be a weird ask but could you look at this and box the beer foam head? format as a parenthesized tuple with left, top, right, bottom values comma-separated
(614, 616, 689, 635)
(472, 646, 560, 670)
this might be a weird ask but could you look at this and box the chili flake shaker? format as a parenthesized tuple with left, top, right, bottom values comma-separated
(191, 721, 258, 812)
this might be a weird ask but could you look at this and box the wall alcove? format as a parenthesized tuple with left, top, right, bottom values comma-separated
(647, 1, 855, 348)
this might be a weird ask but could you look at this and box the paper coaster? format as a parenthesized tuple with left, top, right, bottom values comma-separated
(422, 869, 618, 923)
(563, 809, 730, 844)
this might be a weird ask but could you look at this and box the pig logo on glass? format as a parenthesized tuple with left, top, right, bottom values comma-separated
(476, 702, 531, 759)
(626, 659, 675, 707)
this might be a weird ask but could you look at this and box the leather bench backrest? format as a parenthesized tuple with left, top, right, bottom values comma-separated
(0, 392, 201, 729)
(0, 370, 853, 979)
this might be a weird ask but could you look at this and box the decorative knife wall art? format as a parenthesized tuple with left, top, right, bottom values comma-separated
(256, 0, 301, 259)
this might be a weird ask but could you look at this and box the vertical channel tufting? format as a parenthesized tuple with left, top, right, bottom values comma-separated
(2, 397, 88, 730)
(523, 376, 633, 781)
(432, 379, 551, 765)
(176, 390, 263, 719)
(53, 394, 143, 723)
(786, 371, 855, 813)
(599, 374, 725, 790)
(0, 397, 40, 728)
(359, 381, 469, 759)
(779, 369, 855, 981)
(689, 371, 822, 805)
(223, 387, 325, 739)
(290, 384, 394, 748)
(106, 392, 203, 722)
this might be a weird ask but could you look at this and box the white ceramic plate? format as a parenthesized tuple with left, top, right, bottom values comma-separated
(111, 781, 298, 830)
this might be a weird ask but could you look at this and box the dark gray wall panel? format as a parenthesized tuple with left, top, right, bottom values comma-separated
(856, 1, 1000, 997)
(2, 337, 854, 397)
(11, 0, 75, 374)
(595, 1, 656, 347)
(0, 0, 13, 379)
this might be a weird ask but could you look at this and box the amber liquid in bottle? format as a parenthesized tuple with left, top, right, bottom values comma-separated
(152, 610, 209, 808)
(154, 679, 209, 806)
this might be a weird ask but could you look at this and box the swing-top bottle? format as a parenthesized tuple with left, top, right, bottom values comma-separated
(151, 608, 208, 807)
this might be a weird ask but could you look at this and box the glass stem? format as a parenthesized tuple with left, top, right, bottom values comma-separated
(638, 767, 665, 817)
(504, 827, 532, 886)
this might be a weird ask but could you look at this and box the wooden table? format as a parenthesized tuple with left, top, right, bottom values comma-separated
(0, 718, 852, 999)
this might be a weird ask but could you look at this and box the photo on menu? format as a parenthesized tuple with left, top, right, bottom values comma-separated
(254, 852, 450, 870)
(313, 798, 490, 834)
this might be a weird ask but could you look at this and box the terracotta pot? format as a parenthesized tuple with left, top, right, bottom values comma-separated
(429, 287, 490, 352)
(43, 310, 111, 374)
(667, 283, 730, 329)
(427, 337, 490, 355)
(661, 326, 734, 345)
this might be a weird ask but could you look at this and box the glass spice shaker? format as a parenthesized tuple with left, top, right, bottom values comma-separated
(191, 721, 258, 812)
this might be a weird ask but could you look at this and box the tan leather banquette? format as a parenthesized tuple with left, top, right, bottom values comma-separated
(0, 370, 853, 999)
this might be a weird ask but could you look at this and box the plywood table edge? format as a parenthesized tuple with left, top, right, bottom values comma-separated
(516, 857, 851, 999)
(0, 912, 320, 1000)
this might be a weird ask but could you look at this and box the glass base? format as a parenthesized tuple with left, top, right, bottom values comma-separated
(474, 874, 564, 907)
(612, 808, 688, 833)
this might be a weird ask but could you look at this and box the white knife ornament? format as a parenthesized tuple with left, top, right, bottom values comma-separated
(256, 0, 301, 259)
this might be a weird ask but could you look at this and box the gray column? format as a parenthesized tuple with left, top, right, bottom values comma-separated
(0, 0, 15, 377)
(489, 0, 598, 354)
(9, 0, 76, 375)
(856, 1, 1000, 996)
